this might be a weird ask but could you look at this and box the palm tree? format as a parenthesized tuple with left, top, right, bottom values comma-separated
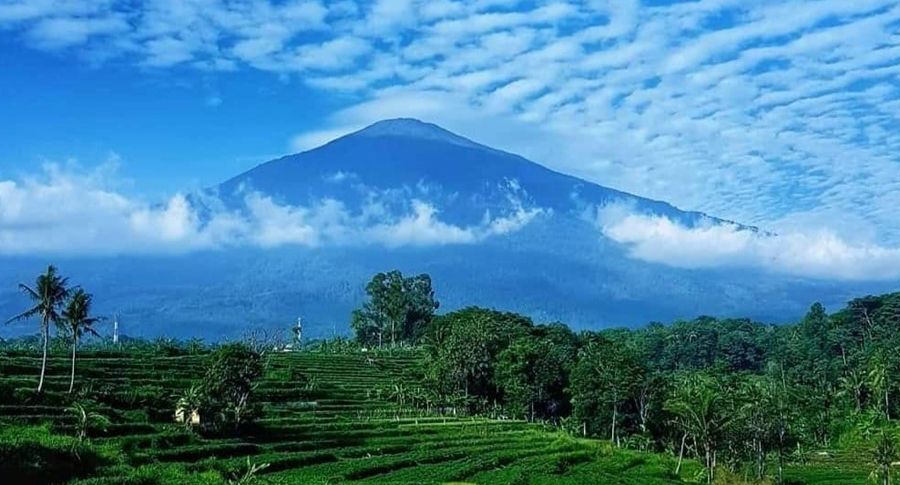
(6, 265, 70, 392)
(62, 289, 103, 394)
(664, 373, 733, 484)
(870, 429, 898, 485)
(68, 402, 110, 446)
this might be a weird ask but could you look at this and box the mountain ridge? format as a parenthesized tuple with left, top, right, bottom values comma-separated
(215, 118, 731, 231)
(0, 119, 859, 340)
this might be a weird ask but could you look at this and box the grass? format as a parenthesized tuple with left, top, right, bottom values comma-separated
(0, 349, 870, 484)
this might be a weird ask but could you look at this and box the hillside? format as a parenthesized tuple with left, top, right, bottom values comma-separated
(0, 349, 692, 484)
(0, 119, 893, 338)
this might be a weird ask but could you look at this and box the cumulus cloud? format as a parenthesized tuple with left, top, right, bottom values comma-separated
(0, 163, 544, 255)
(592, 203, 900, 282)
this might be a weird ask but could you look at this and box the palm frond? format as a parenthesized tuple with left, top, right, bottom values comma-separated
(17, 283, 40, 300)
(5, 305, 41, 324)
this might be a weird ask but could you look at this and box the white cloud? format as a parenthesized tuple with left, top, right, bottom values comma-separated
(0, 162, 545, 255)
(2, 0, 900, 251)
(592, 203, 900, 281)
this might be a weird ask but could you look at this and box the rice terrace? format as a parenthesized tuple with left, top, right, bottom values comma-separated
(1, 266, 897, 484)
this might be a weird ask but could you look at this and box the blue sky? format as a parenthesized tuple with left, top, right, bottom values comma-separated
(0, 36, 343, 195)
(1, 0, 900, 279)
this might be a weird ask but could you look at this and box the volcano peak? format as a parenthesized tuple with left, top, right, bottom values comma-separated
(352, 118, 483, 150)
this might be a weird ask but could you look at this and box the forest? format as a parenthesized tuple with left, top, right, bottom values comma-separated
(1, 266, 898, 484)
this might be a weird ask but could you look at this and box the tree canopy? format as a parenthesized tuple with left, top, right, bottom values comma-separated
(350, 271, 439, 347)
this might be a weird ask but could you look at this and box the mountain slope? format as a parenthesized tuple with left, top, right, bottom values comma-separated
(0, 119, 886, 339)
(213, 118, 713, 227)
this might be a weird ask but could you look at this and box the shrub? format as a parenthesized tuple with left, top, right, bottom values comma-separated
(201, 344, 263, 434)
(0, 425, 110, 484)
(70, 463, 224, 485)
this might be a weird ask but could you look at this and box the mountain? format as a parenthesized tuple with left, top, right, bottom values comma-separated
(0, 119, 887, 340)
(212, 118, 712, 226)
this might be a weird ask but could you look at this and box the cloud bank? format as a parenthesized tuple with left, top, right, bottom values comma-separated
(592, 203, 900, 282)
(2, 0, 899, 264)
(0, 162, 544, 255)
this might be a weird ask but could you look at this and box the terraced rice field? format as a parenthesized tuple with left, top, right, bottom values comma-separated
(0, 350, 687, 484)
(1, 350, 863, 484)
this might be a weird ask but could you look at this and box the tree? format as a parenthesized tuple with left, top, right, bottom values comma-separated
(351, 271, 439, 347)
(737, 372, 796, 483)
(423, 307, 531, 410)
(664, 372, 734, 484)
(202, 344, 263, 433)
(496, 331, 574, 422)
(570, 335, 642, 446)
(62, 289, 103, 394)
(870, 429, 899, 485)
(6, 265, 71, 392)
(68, 402, 110, 447)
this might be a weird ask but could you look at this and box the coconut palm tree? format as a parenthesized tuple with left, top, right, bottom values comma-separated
(62, 289, 103, 394)
(6, 265, 70, 392)
(664, 373, 733, 484)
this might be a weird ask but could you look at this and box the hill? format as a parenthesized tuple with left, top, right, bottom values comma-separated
(0, 349, 694, 484)
(0, 119, 892, 338)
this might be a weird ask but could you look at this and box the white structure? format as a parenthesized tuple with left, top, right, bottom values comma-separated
(175, 406, 200, 425)
(294, 317, 303, 346)
(112, 314, 119, 344)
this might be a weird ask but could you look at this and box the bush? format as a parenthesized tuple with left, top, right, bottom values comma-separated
(70, 463, 224, 485)
(0, 425, 110, 484)
(201, 344, 263, 434)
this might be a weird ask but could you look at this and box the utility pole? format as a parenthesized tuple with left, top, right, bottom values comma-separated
(113, 314, 119, 345)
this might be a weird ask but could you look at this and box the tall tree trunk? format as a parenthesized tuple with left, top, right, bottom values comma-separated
(610, 401, 617, 446)
(777, 430, 785, 485)
(38, 317, 49, 392)
(755, 438, 765, 479)
(69, 334, 77, 394)
(705, 446, 712, 485)
(675, 433, 687, 475)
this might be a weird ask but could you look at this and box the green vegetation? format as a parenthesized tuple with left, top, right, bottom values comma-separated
(1, 267, 897, 483)
(351, 270, 439, 348)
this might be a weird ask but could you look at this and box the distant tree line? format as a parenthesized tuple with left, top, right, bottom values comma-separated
(350, 271, 900, 484)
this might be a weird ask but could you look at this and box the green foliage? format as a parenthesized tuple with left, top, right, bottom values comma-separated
(6, 265, 71, 392)
(201, 343, 264, 433)
(0, 424, 109, 484)
(62, 288, 103, 393)
(570, 334, 645, 445)
(422, 307, 531, 410)
(495, 324, 577, 422)
(8, 270, 900, 485)
(351, 270, 439, 347)
(68, 402, 111, 445)
(226, 457, 271, 485)
(869, 428, 899, 485)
